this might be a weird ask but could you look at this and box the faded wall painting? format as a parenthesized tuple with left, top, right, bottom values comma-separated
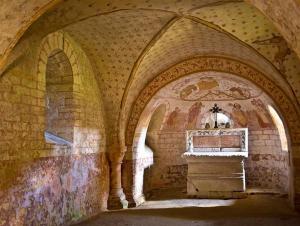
(156, 72, 275, 131)
(144, 72, 288, 199)
(253, 34, 291, 74)
(167, 74, 262, 101)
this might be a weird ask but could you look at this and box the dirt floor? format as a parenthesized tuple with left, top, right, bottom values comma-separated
(75, 195, 300, 226)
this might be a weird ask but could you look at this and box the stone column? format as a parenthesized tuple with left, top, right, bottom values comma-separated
(122, 147, 137, 207)
(108, 146, 128, 210)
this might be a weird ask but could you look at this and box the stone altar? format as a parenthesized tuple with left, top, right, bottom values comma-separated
(182, 128, 248, 199)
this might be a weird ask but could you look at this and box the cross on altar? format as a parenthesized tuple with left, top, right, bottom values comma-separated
(209, 103, 222, 128)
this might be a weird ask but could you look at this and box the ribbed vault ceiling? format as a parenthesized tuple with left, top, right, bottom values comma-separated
(64, 10, 175, 139)
(6, 0, 300, 144)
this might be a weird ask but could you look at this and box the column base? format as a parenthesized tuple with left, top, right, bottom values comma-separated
(124, 192, 137, 208)
(108, 188, 128, 210)
(123, 192, 146, 208)
(134, 194, 146, 207)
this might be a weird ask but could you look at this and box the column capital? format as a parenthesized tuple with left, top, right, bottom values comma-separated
(107, 144, 127, 164)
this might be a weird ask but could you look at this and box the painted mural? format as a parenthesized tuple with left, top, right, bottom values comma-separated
(251, 99, 273, 128)
(157, 72, 275, 131)
(229, 103, 248, 127)
(161, 99, 275, 131)
(159, 72, 262, 102)
(164, 107, 186, 131)
(253, 34, 291, 74)
(186, 102, 203, 129)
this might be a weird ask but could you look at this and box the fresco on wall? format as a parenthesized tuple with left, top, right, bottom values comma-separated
(154, 72, 275, 131)
(253, 34, 291, 74)
(187, 102, 204, 129)
(146, 72, 287, 199)
(179, 78, 219, 100)
(166, 107, 180, 128)
(251, 99, 273, 128)
(164, 107, 186, 131)
(159, 97, 276, 132)
(229, 103, 248, 127)
(158, 73, 262, 102)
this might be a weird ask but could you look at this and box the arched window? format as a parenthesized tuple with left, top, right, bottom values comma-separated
(204, 112, 231, 128)
(45, 50, 74, 143)
(268, 105, 288, 151)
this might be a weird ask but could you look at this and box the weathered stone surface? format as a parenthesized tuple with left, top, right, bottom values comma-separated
(0, 153, 109, 226)
(0, 31, 109, 225)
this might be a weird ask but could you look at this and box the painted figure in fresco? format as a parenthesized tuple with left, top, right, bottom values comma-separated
(253, 34, 291, 74)
(251, 99, 273, 128)
(180, 84, 198, 100)
(229, 103, 248, 127)
(165, 107, 181, 129)
(186, 102, 203, 129)
(180, 79, 219, 100)
(229, 87, 251, 99)
(197, 79, 219, 91)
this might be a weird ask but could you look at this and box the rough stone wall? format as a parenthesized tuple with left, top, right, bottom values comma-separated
(145, 131, 187, 194)
(246, 129, 289, 191)
(143, 99, 289, 199)
(0, 31, 109, 226)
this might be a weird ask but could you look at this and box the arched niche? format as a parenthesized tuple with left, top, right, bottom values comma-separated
(37, 31, 80, 146)
(125, 57, 300, 147)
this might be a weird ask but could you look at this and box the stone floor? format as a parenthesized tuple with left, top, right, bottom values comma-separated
(75, 195, 300, 226)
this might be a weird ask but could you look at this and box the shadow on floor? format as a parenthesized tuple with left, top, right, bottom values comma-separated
(75, 195, 300, 226)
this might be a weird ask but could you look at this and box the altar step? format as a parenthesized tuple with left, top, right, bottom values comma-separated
(246, 188, 288, 197)
(144, 187, 287, 201)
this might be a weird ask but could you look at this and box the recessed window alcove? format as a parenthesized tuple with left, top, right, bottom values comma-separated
(45, 49, 75, 145)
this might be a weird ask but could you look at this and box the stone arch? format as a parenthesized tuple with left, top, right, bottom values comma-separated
(131, 99, 171, 162)
(122, 100, 169, 206)
(36, 31, 81, 143)
(268, 104, 289, 152)
(147, 103, 168, 133)
(37, 31, 81, 88)
(126, 56, 300, 146)
(134, 100, 170, 139)
(124, 56, 300, 208)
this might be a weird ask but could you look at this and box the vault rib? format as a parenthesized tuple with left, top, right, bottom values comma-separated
(118, 15, 181, 143)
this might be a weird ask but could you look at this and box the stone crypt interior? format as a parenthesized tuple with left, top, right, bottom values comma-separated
(1, 1, 300, 226)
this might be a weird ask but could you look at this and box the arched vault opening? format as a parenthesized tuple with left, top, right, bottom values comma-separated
(123, 56, 299, 208)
